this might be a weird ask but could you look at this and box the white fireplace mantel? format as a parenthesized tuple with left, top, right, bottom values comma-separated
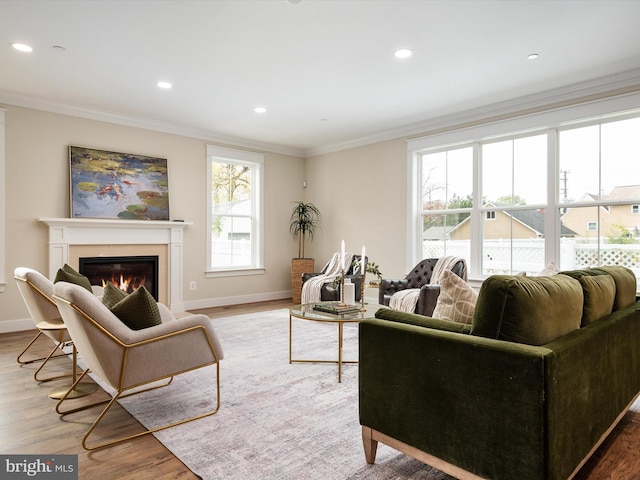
(38, 217, 192, 312)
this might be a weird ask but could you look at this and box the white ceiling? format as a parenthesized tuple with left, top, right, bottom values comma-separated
(2, 0, 640, 157)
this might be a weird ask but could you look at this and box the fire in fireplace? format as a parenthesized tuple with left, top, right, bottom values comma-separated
(79, 255, 159, 300)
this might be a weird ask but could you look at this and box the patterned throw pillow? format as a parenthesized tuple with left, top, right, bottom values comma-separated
(432, 270, 478, 324)
(101, 281, 129, 309)
(54, 263, 93, 292)
(109, 286, 161, 330)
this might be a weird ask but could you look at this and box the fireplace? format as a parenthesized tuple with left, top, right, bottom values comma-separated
(39, 218, 190, 312)
(79, 255, 160, 300)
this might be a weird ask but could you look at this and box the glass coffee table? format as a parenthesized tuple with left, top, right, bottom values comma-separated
(289, 302, 382, 382)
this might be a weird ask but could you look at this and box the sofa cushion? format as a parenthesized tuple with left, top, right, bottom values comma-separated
(101, 281, 129, 309)
(471, 274, 583, 345)
(579, 275, 615, 326)
(109, 286, 161, 330)
(54, 264, 92, 292)
(590, 266, 637, 310)
(432, 270, 478, 325)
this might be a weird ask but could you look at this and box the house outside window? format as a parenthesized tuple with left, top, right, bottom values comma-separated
(420, 146, 473, 267)
(410, 106, 640, 282)
(206, 145, 264, 276)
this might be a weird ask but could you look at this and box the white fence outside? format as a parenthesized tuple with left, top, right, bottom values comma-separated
(424, 239, 640, 280)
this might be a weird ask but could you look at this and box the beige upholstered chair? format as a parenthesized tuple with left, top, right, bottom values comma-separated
(52, 281, 224, 450)
(14, 267, 100, 399)
(14, 267, 77, 385)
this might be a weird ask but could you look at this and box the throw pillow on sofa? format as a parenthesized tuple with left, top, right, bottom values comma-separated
(54, 263, 93, 292)
(109, 285, 161, 330)
(101, 281, 129, 309)
(432, 270, 478, 325)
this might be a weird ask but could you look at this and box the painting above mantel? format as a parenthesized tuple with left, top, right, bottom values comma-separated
(69, 145, 170, 220)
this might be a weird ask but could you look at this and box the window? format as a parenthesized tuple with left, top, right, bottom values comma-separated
(206, 145, 264, 276)
(420, 147, 473, 266)
(409, 102, 640, 282)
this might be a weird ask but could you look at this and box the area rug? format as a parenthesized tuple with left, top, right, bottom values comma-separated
(113, 309, 455, 480)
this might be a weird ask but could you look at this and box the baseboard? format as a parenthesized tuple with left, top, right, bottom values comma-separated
(0, 317, 35, 334)
(184, 290, 292, 311)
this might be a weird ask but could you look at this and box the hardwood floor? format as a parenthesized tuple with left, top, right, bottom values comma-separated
(2, 298, 640, 480)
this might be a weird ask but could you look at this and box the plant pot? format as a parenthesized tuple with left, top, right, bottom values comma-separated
(291, 258, 314, 304)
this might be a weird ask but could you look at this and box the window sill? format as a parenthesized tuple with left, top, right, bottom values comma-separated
(205, 268, 265, 278)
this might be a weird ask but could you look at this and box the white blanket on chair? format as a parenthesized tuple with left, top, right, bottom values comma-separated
(389, 256, 466, 313)
(300, 252, 354, 304)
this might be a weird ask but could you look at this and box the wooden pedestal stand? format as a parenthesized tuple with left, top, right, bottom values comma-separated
(291, 258, 314, 304)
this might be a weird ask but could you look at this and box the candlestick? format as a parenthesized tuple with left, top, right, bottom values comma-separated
(339, 268, 346, 306)
(361, 245, 366, 276)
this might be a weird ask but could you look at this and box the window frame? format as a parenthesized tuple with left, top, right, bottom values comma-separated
(206, 145, 264, 278)
(407, 93, 640, 281)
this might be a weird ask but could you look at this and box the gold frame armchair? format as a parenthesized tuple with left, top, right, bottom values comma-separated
(14, 267, 73, 383)
(52, 281, 224, 450)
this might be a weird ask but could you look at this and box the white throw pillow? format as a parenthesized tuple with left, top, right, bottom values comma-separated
(432, 270, 478, 324)
(538, 262, 560, 276)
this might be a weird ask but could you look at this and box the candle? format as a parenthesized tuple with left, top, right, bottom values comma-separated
(361, 245, 366, 274)
(341, 240, 345, 267)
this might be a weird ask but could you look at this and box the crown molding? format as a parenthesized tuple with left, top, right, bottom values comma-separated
(3, 67, 640, 160)
(0, 91, 305, 158)
(304, 67, 640, 157)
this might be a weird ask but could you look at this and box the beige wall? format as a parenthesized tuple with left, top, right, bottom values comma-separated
(304, 139, 409, 281)
(2, 105, 304, 328)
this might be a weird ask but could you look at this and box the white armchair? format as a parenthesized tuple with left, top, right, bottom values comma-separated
(14, 267, 70, 381)
(52, 280, 224, 450)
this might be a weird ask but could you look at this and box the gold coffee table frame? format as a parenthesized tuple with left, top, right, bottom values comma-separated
(289, 302, 381, 382)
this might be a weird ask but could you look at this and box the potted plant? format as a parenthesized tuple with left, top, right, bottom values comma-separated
(289, 202, 321, 303)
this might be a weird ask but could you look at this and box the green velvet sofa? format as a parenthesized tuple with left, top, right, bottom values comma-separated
(359, 266, 640, 480)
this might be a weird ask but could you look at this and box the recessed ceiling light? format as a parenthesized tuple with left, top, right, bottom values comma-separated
(527, 53, 539, 60)
(11, 42, 33, 53)
(254, 106, 267, 114)
(394, 48, 413, 59)
(157, 81, 172, 89)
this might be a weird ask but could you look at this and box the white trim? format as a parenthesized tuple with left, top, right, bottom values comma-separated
(184, 289, 291, 311)
(406, 149, 421, 271)
(206, 146, 265, 274)
(0, 109, 5, 293)
(3, 69, 639, 160)
(309, 68, 640, 157)
(0, 90, 304, 158)
(407, 91, 640, 152)
(0, 317, 33, 334)
(546, 129, 559, 266)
